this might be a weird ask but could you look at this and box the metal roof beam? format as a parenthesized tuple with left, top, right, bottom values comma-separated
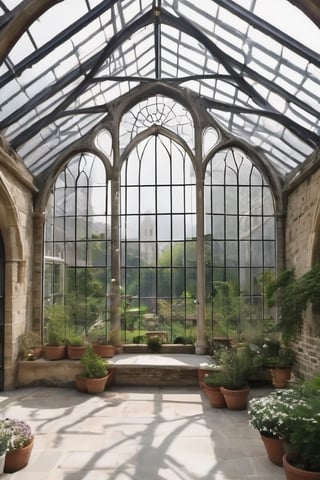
(10, 10, 154, 149)
(0, 0, 117, 89)
(214, 0, 320, 67)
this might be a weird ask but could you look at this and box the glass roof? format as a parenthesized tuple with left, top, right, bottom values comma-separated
(0, 0, 319, 178)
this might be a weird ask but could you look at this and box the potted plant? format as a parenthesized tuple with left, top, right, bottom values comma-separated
(43, 304, 68, 360)
(198, 362, 217, 387)
(218, 345, 260, 410)
(91, 336, 115, 358)
(202, 371, 226, 408)
(282, 377, 320, 478)
(0, 418, 34, 473)
(249, 376, 320, 476)
(80, 346, 110, 393)
(67, 334, 88, 360)
(248, 389, 300, 466)
(267, 345, 296, 388)
(18, 332, 43, 360)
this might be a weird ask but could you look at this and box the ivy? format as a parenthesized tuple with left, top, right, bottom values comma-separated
(265, 264, 320, 344)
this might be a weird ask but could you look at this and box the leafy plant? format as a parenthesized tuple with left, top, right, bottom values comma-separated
(147, 335, 162, 353)
(203, 371, 224, 387)
(265, 264, 320, 343)
(45, 304, 69, 346)
(218, 346, 260, 389)
(80, 346, 109, 378)
(266, 346, 296, 368)
(67, 334, 86, 346)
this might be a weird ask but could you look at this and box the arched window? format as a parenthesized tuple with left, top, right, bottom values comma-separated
(204, 148, 276, 338)
(44, 153, 111, 339)
(120, 134, 197, 342)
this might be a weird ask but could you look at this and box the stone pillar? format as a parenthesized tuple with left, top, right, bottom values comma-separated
(32, 212, 46, 338)
(109, 129, 121, 343)
(195, 176, 207, 354)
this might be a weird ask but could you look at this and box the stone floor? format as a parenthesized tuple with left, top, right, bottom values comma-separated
(0, 384, 286, 480)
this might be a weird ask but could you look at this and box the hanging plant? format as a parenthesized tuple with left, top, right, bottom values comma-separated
(265, 264, 320, 344)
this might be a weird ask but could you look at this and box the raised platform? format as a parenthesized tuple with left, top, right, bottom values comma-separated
(17, 352, 212, 388)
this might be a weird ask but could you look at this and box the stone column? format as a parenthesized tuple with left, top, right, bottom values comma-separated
(32, 212, 46, 337)
(195, 176, 207, 354)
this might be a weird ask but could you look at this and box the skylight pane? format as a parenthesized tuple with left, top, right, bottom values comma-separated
(29, 0, 89, 46)
(253, 0, 319, 53)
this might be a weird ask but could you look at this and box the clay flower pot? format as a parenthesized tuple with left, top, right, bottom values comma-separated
(67, 344, 88, 360)
(220, 386, 249, 410)
(92, 343, 115, 358)
(43, 344, 66, 360)
(4, 437, 34, 473)
(271, 367, 291, 388)
(283, 454, 320, 480)
(260, 433, 285, 466)
(86, 375, 109, 394)
(202, 384, 226, 408)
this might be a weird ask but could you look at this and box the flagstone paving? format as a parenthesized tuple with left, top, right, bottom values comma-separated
(0, 384, 286, 480)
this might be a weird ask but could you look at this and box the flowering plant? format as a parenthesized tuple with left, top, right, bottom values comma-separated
(248, 389, 300, 438)
(249, 376, 320, 471)
(0, 418, 33, 452)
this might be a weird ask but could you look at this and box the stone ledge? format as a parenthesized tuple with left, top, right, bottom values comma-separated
(16, 352, 211, 388)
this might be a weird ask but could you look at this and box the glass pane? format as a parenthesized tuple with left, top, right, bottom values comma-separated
(140, 243, 156, 266)
(251, 217, 263, 239)
(239, 241, 250, 267)
(54, 217, 66, 241)
(172, 215, 185, 240)
(141, 187, 155, 213)
(226, 216, 238, 239)
(251, 242, 263, 266)
(89, 187, 106, 215)
(212, 215, 224, 238)
(157, 186, 171, 213)
(263, 217, 275, 240)
(158, 216, 171, 241)
(158, 244, 171, 266)
(226, 241, 238, 266)
(226, 187, 237, 214)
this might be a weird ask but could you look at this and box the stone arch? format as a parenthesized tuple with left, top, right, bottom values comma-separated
(0, 176, 24, 281)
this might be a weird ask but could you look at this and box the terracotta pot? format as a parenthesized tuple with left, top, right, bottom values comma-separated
(43, 344, 66, 360)
(4, 437, 34, 473)
(92, 343, 115, 358)
(74, 374, 87, 393)
(202, 384, 226, 408)
(86, 375, 109, 394)
(260, 433, 285, 466)
(67, 344, 88, 360)
(283, 454, 320, 480)
(271, 368, 291, 388)
(220, 386, 249, 410)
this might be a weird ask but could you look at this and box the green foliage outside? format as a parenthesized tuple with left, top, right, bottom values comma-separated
(45, 231, 275, 344)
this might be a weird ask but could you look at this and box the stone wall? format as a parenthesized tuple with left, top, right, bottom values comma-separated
(285, 147, 320, 378)
(0, 139, 36, 389)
